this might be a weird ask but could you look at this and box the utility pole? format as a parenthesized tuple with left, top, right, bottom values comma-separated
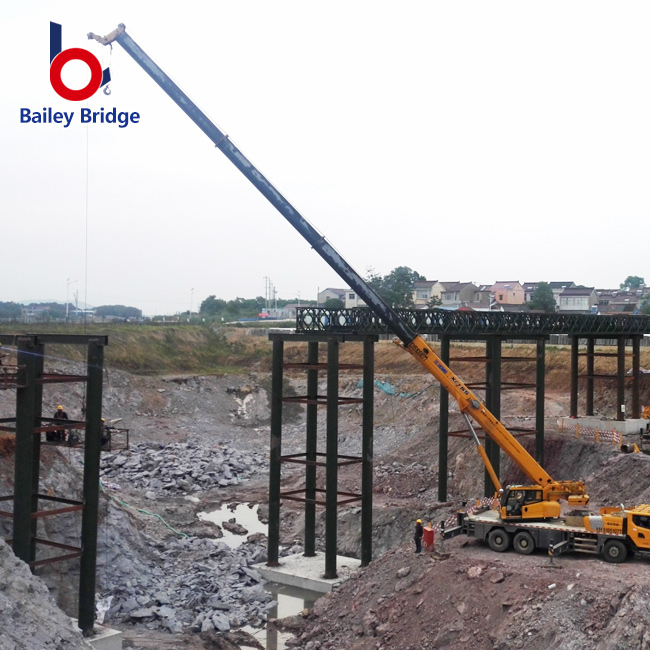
(66, 278, 77, 322)
(190, 288, 195, 322)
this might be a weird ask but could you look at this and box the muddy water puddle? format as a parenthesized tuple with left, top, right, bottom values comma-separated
(197, 502, 266, 547)
(198, 503, 322, 649)
(241, 583, 320, 650)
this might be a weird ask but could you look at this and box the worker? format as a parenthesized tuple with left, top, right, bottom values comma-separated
(100, 418, 111, 450)
(52, 405, 68, 442)
(414, 519, 424, 554)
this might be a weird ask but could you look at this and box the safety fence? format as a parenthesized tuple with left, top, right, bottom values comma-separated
(556, 419, 623, 445)
(428, 496, 497, 538)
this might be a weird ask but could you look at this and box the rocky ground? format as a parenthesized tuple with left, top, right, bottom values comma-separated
(1, 338, 650, 649)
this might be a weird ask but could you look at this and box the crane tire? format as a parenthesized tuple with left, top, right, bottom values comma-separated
(487, 528, 511, 553)
(513, 531, 535, 555)
(603, 540, 628, 564)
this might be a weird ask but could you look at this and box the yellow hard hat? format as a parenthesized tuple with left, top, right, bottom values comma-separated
(101, 418, 105, 422)
(57, 405, 63, 410)
(416, 519, 422, 523)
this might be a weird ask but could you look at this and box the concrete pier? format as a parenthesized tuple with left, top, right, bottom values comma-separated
(256, 552, 361, 593)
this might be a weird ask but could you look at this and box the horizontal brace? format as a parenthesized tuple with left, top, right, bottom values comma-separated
(29, 551, 83, 567)
(282, 395, 364, 405)
(39, 373, 88, 384)
(280, 487, 362, 506)
(36, 494, 83, 506)
(32, 537, 81, 552)
(31, 505, 84, 518)
(280, 452, 363, 467)
(283, 363, 365, 371)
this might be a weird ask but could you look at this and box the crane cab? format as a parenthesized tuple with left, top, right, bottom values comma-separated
(500, 485, 561, 521)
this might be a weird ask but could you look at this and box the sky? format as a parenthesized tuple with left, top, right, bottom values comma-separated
(3, 2, 650, 316)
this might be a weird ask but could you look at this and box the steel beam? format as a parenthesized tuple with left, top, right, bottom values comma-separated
(484, 338, 501, 496)
(325, 339, 339, 580)
(535, 338, 545, 465)
(13, 337, 38, 564)
(632, 336, 641, 419)
(267, 338, 284, 567)
(570, 337, 579, 418)
(304, 341, 318, 557)
(586, 338, 595, 416)
(438, 336, 450, 502)
(78, 339, 105, 636)
(617, 338, 626, 422)
(361, 336, 374, 567)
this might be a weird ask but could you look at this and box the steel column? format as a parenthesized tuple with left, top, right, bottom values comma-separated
(30, 343, 45, 563)
(535, 338, 546, 466)
(570, 337, 579, 418)
(13, 337, 38, 564)
(617, 337, 626, 422)
(304, 341, 318, 557)
(324, 339, 339, 579)
(632, 336, 641, 419)
(484, 337, 501, 496)
(438, 336, 450, 502)
(267, 339, 284, 567)
(78, 339, 104, 636)
(361, 337, 374, 567)
(586, 338, 595, 416)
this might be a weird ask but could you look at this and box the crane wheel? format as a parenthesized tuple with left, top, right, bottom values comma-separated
(487, 528, 511, 552)
(602, 540, 628, 564)
(513, 531, 535, 555)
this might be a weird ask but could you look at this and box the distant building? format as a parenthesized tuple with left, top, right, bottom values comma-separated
(523, 281, 575, 309)
(345, 290, 366, 309)
(317, 288, 346, 306)
(490, 281, 525, 305)
(558, 287, 598, 313)
(411, 280, 445, 307)
(440, 282, 478, 309)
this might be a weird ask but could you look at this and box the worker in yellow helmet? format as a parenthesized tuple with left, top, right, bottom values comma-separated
(414, 518, 424, 554)
(52, 405, 69, 442)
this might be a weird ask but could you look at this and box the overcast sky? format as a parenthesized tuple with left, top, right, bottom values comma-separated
(3, 2, 649, 316)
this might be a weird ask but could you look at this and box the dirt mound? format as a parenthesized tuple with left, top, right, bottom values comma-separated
(279, 538, 650, 650)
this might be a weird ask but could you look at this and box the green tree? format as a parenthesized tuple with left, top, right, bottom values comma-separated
(620, 275, 645, 290)
(0, 302, 23, 320)
(323, 298, 344, 309)
(365, 266, 424, 308)
(94, 305, 142, 319)
(527, 282, 556, 313)
(200, 295, 227, 316)
(639, 295, 650, 315)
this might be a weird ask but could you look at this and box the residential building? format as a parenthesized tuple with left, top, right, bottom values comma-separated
(523, 281, 575, 309)
(549, 282, 576, 309)
(317, 288, 346, 306)
(345, 290, 366, 309)
(440, 282, 478, 309)
(411, 280, 445, 307)
(558, 287, 598, 313)
(491, 281, 525, 305)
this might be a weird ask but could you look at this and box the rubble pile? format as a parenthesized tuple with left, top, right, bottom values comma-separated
(99, 441, 267, 496)
(101, 523, 275, 635)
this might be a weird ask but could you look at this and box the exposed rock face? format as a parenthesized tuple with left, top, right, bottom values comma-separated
(0, 540, 92, 650)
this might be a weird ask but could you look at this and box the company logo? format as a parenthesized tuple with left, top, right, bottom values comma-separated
(49, 21, 110, 101)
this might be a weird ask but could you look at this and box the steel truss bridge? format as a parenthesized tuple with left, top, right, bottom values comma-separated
(296, 307, 650, 338)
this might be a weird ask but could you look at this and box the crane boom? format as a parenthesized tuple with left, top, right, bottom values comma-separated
(88, 24, 588, 511)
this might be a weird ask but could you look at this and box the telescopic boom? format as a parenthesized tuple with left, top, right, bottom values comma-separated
(88, 24, 588, 509)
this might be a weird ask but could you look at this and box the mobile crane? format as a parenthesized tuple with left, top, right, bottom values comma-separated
(88, 25, 650, 562)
